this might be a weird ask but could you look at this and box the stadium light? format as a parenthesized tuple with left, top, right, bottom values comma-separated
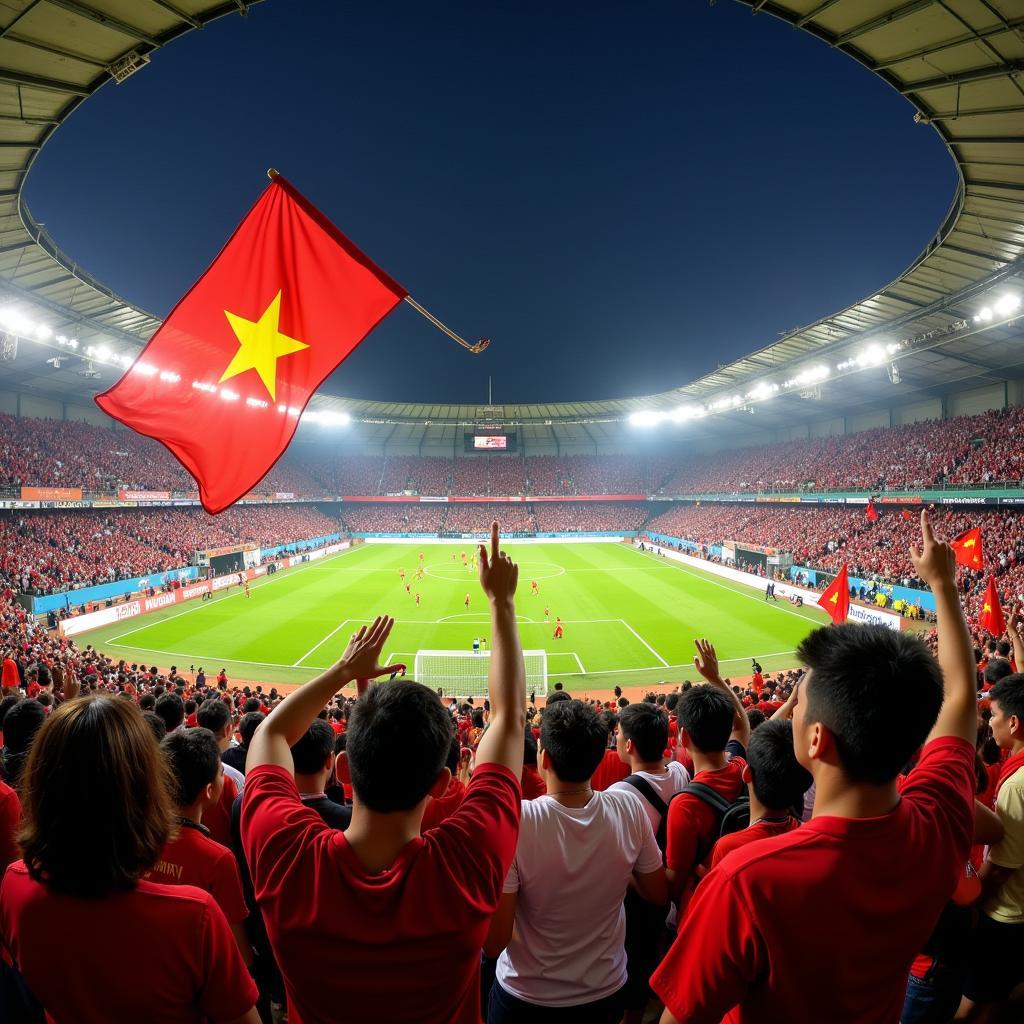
(158, 370, 180, 383)
(218, 388, 239, 401)
(861, 344, 886, 366)
(747, 381, 778, 401)
(192, 380, 217, 393)
(246, 397, 269, 409)
(133, 362, 158, 377)
(975, 307, 993, 323)
(34, 324, 51, 340)
(628, 410, 661, 427)
(95, 345, 110, 362)
(994, 294, 1020, 316)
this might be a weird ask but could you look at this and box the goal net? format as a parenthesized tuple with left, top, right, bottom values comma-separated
(413, 649, 548, 698)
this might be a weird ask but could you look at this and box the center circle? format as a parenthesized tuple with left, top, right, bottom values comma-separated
(424, 560, 566, 582)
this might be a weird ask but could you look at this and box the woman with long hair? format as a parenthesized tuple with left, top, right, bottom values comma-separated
(0, 695, 259, 1023)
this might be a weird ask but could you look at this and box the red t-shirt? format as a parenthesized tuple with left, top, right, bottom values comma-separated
(521, 764, 547, 800)
(665, 757, 748, 881)
(711, 815, 800, 868)
(421, 777, 467, 832)
(0, 780, 21, 870)
(591, 749, 630, 791)
(652, 736, 976, 1024)
(147, 822, 248, 924)
(0, 863, 257, 1023)
(241, 761, 521, 1023)
(203, 773, 238, 848)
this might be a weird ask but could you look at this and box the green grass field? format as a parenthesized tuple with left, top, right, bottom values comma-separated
(82, 541, 833, 694)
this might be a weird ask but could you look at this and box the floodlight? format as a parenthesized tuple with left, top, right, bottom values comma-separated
(994, 294, 1020, 316)
(629, 410, 661, 427)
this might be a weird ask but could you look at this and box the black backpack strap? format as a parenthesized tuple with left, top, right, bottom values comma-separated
(623, 774, 670, 818)
(623, 774, 670, 853)
(683, 780, 732, 816)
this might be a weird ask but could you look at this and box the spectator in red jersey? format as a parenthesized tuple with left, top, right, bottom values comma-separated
(652, 511, 978, 1024)
(664, 642, 751, 910)
(520, 732, 547, 800)
(0, 695, 258, 1023)
(153, 729, 251, 962)
(590, 711, 630, 791)
(0, 774, 20, 870)
(421, 738, 468, 831)
(241, 523, 524, 1023)
(959, 671, 1024, 1020)
(609, 702, 691, 1024)
(710, 718, 811, 868)
(483, 699, 666, 1022)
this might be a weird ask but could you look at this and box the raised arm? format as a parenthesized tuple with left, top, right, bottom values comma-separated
(770, 680, 800, 722)
(694, 638, 751, 750)
(473, 521, 526, 775)
(911, 509, 977, 746)
(1008, 603, 1024, 674)
(247, 616, 400, 774)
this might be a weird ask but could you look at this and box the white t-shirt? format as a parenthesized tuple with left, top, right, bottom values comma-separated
(609, 760, 691, 833)
(496, 788, 663, 1007)
(223, 761, 245, 795)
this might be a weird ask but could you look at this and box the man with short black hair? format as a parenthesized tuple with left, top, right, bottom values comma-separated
(155, 728, 250, 962)
(223, 711, 264, 775)
(485, 699, 665, 1021)
(711, 718, 811, 867)
(290, 718, 349, 829)
(654, 511, 979, 1024)
(664, 641, 750, 909)
(154, 692, 185, 735)
(242, 523, 525, 1022)
(960, 670, 1024, 1019)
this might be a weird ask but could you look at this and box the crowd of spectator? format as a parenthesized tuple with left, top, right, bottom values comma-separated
(0, 506, 341, 595)
(2, 519, 1023, 1023)
(4, 405, 1024, 500)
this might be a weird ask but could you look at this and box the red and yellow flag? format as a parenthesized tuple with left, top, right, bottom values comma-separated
(96, 175, 407, 513)
(818, 563, 851, 625)
(979, 576, 1006, 636)
(950, 527, 984, 570)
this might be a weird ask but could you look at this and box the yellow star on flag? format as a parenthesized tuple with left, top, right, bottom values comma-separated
(984, 602, 992, 613)
(829, 593, 838, 604)
(220, 290, 309, 402)
(964, 538, 975, 547)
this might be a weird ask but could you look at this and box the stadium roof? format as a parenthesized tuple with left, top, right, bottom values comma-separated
(0, 0, 1021, 434)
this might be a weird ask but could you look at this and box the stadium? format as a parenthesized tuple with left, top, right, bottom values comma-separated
(0, 2, 1023, 1023)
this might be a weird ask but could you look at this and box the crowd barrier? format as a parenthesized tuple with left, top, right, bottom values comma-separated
(358, 533, 634, 544)
(636, 541, 903, 631)
(58, 542, 350, 638)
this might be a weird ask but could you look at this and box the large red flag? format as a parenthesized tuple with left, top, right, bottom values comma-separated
(96, 176, 407, 513)
(818, 563, 851, 625)
(950, 527, 984, 570)
(979, 576, 1006, 636)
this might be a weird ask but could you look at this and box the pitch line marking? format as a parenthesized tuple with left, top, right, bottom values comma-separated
(573, 652, 586, 673)
(619, 619, 669, 667)
(292, 619, 355, 667)
(104, 547, 360, 644)
(627, 546, 824, 626)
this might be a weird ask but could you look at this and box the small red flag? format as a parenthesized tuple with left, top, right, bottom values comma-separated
(950, 527, 984, 570)
(96, 176, 407, 513)
(866, 499, 879, 522)
(979, 576, 1006, 636)
(818, 563, 851, 625)
(901, 509, 913, 522)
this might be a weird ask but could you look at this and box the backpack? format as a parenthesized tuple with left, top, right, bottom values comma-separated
(682, 780, 750, 864)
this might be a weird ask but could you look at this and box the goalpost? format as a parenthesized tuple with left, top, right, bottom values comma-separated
(413, 649, 549, 698)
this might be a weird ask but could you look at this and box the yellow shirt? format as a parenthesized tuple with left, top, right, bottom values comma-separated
(985, 765, 1024, 923)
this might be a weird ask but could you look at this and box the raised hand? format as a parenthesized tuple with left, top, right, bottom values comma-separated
(909, 508, 957, 592)
(478, 521, 519, 605)
(693, 638, 722, 685)
(1008, 602, 1021, 638)
(337, 616, 404, 686)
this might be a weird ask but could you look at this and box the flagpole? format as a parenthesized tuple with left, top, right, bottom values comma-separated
(267, 167, 491, 356)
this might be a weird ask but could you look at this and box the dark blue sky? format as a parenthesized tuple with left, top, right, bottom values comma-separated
(26, 0, 957, 404)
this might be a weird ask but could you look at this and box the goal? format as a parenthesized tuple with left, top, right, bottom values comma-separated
(413, 649, 548, 698)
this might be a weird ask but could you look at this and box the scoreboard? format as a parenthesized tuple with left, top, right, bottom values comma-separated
(465, 430, 518, 453)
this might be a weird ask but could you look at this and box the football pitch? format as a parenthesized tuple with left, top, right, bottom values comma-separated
(82, 542, 832, 695)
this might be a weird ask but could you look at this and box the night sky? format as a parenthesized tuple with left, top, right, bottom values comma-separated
(25, 0, 957, 405)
